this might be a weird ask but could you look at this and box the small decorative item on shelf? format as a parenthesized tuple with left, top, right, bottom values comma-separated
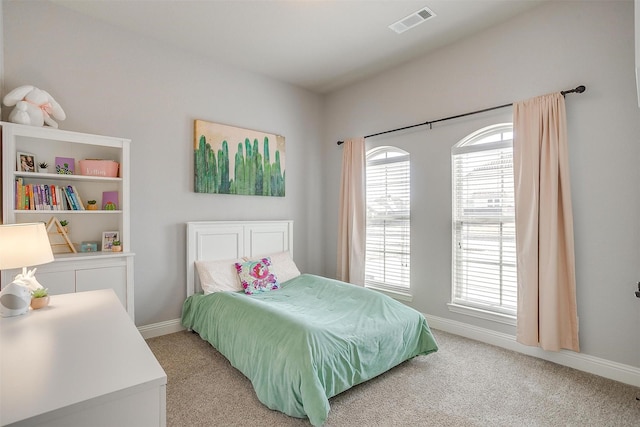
(101, 231, 119, 252)
(38, 162, 49, 173)
(78, 159, 119, 177)
(55, 157, 75, 175)
(3, 85, 66, 128)
(17, 152, 36, 172)
(45, 217, 76, 254)
(87, 200, 98, 210)
(80, 241, 99, 252)
(111, 240, 122, 252)
(30, 287, 49, 310)
(102, 191, 119, 210)
(59, 220, 69, 234)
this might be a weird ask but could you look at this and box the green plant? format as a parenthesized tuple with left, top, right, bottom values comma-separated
(112, 240, 121, 246)
(38, 162, 49, 169)
(87, 200, 97, 205)
(31, 288, 48, 298)
(60, 220, 69, 227)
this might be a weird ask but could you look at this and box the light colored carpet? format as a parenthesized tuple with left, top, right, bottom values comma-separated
(146, 329, 640, 426)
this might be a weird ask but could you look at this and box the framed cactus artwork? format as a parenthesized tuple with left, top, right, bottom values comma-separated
(194, 120, 285, 196)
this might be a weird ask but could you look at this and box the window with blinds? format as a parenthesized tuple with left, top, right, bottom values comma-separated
(365, 146, 410, 293)
(451, 124, 517, 317)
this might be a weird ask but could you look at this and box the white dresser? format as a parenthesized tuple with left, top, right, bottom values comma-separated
(0, 290, 166, 427)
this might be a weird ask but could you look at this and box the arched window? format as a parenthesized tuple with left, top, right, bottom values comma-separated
(365, 146, 410, 295)
(451, 124, 517, 320)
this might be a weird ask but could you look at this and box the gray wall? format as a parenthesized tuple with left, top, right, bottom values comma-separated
(2, 0, 325, 326)
(325, 0, 640, 368)
(3, 1, 639, 370)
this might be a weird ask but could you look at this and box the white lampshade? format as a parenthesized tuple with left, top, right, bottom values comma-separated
(0, 223, 54, 270)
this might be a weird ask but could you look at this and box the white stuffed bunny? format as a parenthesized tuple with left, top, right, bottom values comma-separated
(3, 85, 66, 128)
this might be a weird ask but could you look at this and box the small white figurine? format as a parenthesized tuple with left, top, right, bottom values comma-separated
(0, 282, 32, 317)
(12, 268, 45, 292)
(3, 85, 66, 128)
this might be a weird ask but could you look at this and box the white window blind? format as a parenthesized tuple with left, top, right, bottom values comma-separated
(451, 124, 517, 316)
(365, 147, 410, 293)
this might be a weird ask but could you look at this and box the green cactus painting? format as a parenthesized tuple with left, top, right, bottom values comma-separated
(194, 120, 285, 197)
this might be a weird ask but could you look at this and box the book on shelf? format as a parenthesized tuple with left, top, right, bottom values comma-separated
(13, 179, 88, 211)
(28, 185, 34, 210)
(59, 187, 69, 210)
(43, 185, 50, 210)
(70, 186, 85, 210)
(37, 185, 44, 210)
(71, 185, 85, 209)
(15, 178, 21, 209)
(35, 185, 42, 210)
(33, 184, 40, 209)
(65, 186, 78, 210)
(62, 186, 72, 210)
(51, 184, 58, 209)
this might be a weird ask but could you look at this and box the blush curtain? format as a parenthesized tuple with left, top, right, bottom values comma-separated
(337, 137, 366, 285)
(513, 93, 580, 352)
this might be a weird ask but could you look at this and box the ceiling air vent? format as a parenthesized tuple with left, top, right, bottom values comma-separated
(388, 6, 436, 34)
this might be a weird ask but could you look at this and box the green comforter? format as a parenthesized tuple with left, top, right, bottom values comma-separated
(181, 274, 438, 426)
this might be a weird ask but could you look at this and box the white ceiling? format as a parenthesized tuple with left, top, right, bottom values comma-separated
(51, 0, 546, 94)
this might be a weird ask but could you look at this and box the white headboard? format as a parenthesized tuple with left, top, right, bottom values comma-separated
(186, 220, 294, 297)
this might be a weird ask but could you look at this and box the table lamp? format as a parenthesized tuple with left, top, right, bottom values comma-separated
(0, 223, 54, 317)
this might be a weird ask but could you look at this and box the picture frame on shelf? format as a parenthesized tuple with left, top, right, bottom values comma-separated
(101, 231, 120, 252)
(55, 156, 75, 175)
(102, 191, 119, 210)
(16, 152, 37, 172)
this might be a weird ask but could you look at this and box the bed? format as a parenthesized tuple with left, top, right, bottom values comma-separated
(182, 220, 438, 426)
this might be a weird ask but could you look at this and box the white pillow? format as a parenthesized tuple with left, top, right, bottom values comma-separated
(248, 251, 301, 283)
(195, 258, 244, 294)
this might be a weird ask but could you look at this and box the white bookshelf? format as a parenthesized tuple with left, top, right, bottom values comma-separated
(0, 122, 135, 320)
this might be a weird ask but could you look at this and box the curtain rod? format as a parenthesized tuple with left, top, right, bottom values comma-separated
(336, 85, 586, 145)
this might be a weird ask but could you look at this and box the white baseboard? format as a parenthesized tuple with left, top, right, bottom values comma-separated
(138, 318, 185, 339)
(424, 313, 640, 388)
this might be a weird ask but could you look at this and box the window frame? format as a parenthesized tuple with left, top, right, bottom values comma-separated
(449, 123, 517, 325)
(365, 146, 411, 300)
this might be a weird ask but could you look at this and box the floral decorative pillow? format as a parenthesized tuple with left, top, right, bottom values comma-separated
(235, 257, 280, 295)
